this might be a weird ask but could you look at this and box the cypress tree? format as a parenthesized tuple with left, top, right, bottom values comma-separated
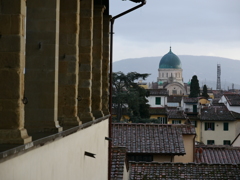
(189, 75, 200, 97)
(202, 84, 209, 99)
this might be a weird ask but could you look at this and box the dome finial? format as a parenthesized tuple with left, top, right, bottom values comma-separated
(170, 46, 172, 52)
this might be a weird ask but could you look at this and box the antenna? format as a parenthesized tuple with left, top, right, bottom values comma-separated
(216, 64, 221, 90)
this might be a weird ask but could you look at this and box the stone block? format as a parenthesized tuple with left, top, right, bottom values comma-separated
(67, 34, 78, 45)
(0, 70, 21, 99)
(1, 0, 22, 14)
(0, 52, 21, 68)
(27, 19, 58, 32)
(60, 0, 79, 13)
(59, 44, 77, 55)
(0, 35, 21, 52)
(0, 111, 19, 128)
(26, 32, 57, 44)
(79, 53, 92, 63)
(27, 0, 58, 10)
(60, 13, 78, 34)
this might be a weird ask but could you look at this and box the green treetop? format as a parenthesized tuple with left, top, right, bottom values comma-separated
(189, 75, 200, 97)
(202, 84, 209, 99)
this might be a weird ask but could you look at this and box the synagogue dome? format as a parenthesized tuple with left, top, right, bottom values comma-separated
(159, 47, 182, 69)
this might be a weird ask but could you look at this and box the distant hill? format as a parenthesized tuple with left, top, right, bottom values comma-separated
(113, 55, 240, 90)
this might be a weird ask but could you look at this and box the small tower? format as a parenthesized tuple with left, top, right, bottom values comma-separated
(216, 64, 221, 90)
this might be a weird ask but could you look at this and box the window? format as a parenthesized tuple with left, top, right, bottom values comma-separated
(158, 117, 167, 124)
(128, 155, 153, 162)
(155, 97, 161, 105)
(207, 140, 215, 145)
(166, 73, 168, 77)
(205, 122, 215, 131)
(172, 120, 181, 124)
(223, 122, 229, 131)
(172, 90, 177, 95)
(223, 140, 231, 145)
(191, 121, 197, 127)
(162, 73, 164, 77)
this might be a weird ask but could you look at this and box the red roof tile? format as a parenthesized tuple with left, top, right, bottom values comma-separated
(112, 123, 186, 155)
(167, 96, 182, 103)
(168, 110, 186, 119)
(200, 106, 235, 121)
(148, 89, 168, 96)
(130, 162, 240, 179)
(183, 97, 198, 103)
(195, 145, 240, 164)
(224, 94, 240, 106)
(111, 147, 127, 179)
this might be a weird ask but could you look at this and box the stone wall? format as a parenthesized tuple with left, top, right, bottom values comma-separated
(0, 0, 110, 145)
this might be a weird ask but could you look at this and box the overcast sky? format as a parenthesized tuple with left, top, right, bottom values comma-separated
(110, 0, 240, 62)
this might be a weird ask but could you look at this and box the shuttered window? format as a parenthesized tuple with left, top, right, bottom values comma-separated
(205, 122, 215, 131)
(155, 97, 161, 105)
(223, 122, 229, 131)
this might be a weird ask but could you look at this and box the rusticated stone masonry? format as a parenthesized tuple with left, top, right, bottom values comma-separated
(0, 0, 31, 144)
(78, 0, 95, 123)
(25, 0, 62, 136)
(92, 5, 105, 119)
(102, 15, 111, 115)
(58, 0, 81, 129)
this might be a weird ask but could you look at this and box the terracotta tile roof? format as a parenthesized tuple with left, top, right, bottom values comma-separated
(129, 162, 240, 179)
(112, 123, 185, 155)
(149, 107, 167, 115)
(187, 114, 200, 120)
(231, 111, 240, 119)
(168, 110, 186, 119)
(111, 147, 127, 179)
(195, 145, 240, 164)
(148, 89, 168, 96)
(200, 106, 235, 121)
(167, 96, 182, 103)
(224, 94, 240, 106)
(175, 124, 196, 135)
(183, 97, 198, 103)
(212, 90, 224, 98)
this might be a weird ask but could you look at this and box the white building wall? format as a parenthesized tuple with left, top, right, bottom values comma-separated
(0, 119, 109, 180)
(201, 121, 236, 145)
(147, 96, 167, 107)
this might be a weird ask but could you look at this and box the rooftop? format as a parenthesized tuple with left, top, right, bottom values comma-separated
(200, 106, 235, 121)
(112, 123, 186, 155)
(148, 89, 168, 96)
(167, 96, 182, 103)
(130, 162, 240, 179)
(195, 145, 240, 164)
(183, 97, 198, 103)
(224, 94, 240, 106)
(168, 110, 186, 119)
(111, 147, 127, 180)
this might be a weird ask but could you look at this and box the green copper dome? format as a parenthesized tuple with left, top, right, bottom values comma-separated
(158, 81, 163, 85)
(159, 47, 182, 69)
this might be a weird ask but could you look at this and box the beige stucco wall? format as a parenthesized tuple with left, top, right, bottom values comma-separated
(201, 121, 237, 145)
(153, 154, 172, 162)
(0, 119, 109, 180)
(123, 163, 130, 180)
(174, 135, 194, 163)
(195, 121, 201, 142)
(232, 134, 240, 147)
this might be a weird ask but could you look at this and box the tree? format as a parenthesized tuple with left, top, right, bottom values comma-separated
(112, 71, 150, 122)
(189, 75, 200, 97)
(202, 84, 209, 99)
